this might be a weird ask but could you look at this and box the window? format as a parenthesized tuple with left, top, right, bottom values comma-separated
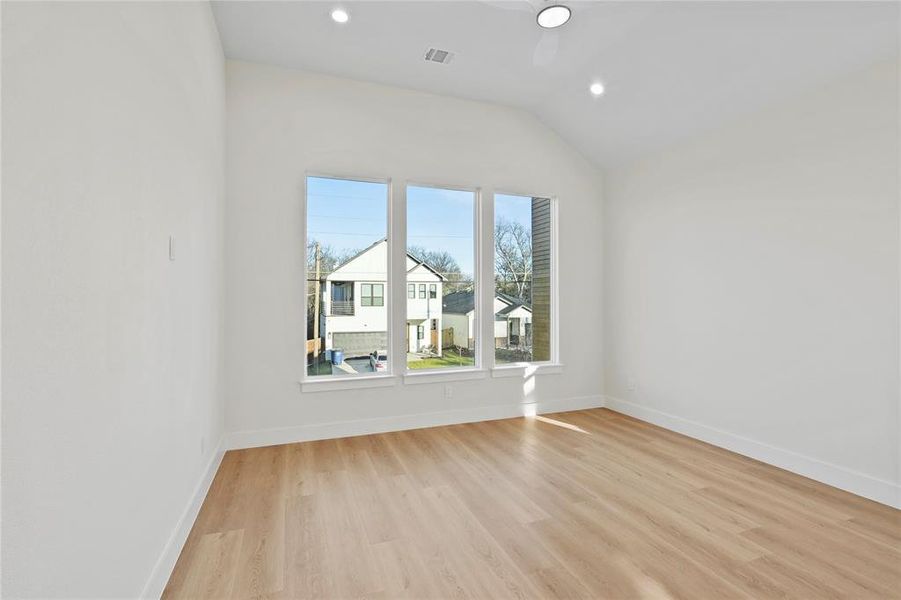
(406, 185, 476, 371)
(361, 283, 384, 307)
(305, 176, 388, 378)
(304, 176, 556, 384)
(494, 194, 554, 364)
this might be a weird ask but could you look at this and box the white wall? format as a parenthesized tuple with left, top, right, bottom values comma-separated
(226, 61, 604, 436)
(443, 312, 472, 347)
(603, 60, 900, 506)
(1, 2, 226, 597)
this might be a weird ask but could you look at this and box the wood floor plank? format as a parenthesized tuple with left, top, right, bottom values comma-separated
(284, 494, 322, 598)
(165, 530, 244, 599)
(164, 408, 901, 600)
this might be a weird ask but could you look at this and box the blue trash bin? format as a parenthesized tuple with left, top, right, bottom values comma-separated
(324, 349, 332, 362)
(331, 349, 344, 365)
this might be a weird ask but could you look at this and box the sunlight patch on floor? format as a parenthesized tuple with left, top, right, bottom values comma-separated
(534, 415, 590, 434)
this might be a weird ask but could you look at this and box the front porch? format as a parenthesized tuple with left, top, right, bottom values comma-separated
(406, 318, 442, 356)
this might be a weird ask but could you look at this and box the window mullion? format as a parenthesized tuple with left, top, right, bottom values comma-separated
(480, 188, 496, 371)
(389, 179, 407, 375)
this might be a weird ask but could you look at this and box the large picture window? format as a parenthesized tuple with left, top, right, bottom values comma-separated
(406, 185, 476, 371)
(494, 194, 554, 364)
(304, 178, 555, 384)
(305, 176, 389, 377)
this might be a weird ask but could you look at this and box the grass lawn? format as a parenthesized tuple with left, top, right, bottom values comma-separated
(408, 350, 475, 370)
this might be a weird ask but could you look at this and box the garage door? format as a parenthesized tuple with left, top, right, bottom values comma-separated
(332, 332, 387, 359)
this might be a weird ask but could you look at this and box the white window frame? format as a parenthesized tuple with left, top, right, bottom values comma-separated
(489, 191, 562, 378)
(301, 173, 397, 391)
(402, 181, 486, 383)
(299, 179, 562, 392)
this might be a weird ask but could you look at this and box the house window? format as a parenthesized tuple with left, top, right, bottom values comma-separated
(408, 284, 415, 299)
(305, 175, 389, 379)
(407, 184, 477, 371)
(494, 194, 554, 364)
(361, 283, 384, 307)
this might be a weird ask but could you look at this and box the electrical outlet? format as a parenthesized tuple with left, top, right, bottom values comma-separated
(626, 377, 637, 392)
(445, 385, 453, 400)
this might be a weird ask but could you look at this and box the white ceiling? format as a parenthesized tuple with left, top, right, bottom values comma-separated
(212, 1, 899, 168)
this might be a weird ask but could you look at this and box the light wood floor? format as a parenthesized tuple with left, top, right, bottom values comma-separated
(163, 409, 900, 599)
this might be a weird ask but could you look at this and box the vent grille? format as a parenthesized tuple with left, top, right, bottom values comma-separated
(424, 48, 455, 64)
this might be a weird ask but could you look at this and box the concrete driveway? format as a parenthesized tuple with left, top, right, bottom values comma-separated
(332, 356, 373, 375)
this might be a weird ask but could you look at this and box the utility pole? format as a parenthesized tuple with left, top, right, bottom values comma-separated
(313, 242, 321, 358)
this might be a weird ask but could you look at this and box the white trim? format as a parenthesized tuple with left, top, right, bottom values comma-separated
(403, 368, 488, 385)
(492, 363, 565, 378)
(401, 181, 481, 374)
(224, 394, 605, 450)
(385, 177, 396, 376)
(480, 189, 496, 371)
(492, 191, 559, 365)
(301, 374, 398, 393)
(494, 186, 558, 204)
(473, 186, 484, 372)
(140, 438, 226, 599)
(301, 174, 392, 384)
(605, 396, 901, 509)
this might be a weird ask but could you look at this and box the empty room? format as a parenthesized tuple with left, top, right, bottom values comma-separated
(2, 0, 899, 598)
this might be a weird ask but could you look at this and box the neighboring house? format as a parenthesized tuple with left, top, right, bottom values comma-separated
(442, 291, 532, 350)
(319, 239, 444, 357)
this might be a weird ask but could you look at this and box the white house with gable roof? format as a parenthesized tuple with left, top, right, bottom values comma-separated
(319, 239, 444, 358)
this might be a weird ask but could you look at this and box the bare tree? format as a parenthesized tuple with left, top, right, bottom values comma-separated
(306, 240, 358, 278)
(408, 245, 471, 294)
(494, 218, 532, 303)
(305, 240, 359, 336)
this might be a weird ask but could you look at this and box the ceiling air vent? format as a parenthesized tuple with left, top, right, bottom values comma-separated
(424, 48, 455, 64)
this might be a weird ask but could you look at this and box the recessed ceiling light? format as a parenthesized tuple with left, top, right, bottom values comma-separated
(330, 8, 349, 23)
(590, 82, 605, 97)
(537, 5, 571, 29)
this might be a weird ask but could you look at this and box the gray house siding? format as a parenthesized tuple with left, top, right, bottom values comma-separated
(531, 197, 552, 361)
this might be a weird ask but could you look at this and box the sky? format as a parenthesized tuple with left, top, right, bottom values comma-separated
(307, 177, 533, 278)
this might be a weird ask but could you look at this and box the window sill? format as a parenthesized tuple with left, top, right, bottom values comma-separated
(491, 363, 564, 378)
(300, 374, 398, 393)
(403, 369, 488, 385)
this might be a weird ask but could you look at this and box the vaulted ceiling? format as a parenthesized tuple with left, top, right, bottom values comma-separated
(212, 1, 898, 167)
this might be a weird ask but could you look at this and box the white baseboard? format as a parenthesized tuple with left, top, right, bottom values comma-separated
(224, 394, 605, 450)
(605, 396, 900, 509)
(140, 438, 226, 599)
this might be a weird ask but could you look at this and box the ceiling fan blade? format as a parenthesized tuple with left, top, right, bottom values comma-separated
(532, 30, 559, 67)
